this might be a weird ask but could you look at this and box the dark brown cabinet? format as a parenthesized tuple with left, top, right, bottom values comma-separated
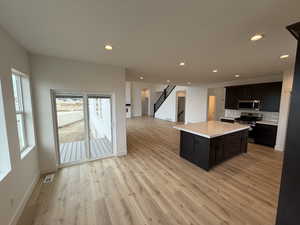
(225, 82, 282, 112)
(179, 130, 248, 171)
(225, 86, 239, 109)
(253, 123, 278, 147)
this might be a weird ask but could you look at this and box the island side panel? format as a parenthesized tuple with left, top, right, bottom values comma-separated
(211, 129, 248, 166)
(179, 131, 211, 170)
(179, 129, 248, 171)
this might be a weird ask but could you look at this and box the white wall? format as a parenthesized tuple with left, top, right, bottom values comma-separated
(0, 26, 40, 225)
(275, 70, 294, 151)
(30, 54, 127, 173)
(125, 81, 131, 105)
(130, 81, 157, 117)
(185, 87, 208, 123)
(154, 86, 185, 122)
(154, 86, 208, 123)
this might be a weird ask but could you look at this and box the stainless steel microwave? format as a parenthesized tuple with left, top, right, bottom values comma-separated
(238, 100, 260, 110)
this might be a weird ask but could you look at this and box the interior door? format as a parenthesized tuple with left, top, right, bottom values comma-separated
(87, 95, 113, 160)
(55, 95, 87, 165)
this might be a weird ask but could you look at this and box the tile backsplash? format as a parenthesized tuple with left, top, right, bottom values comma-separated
(225, 109, 279, 122)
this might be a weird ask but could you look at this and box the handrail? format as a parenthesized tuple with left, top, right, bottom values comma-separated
(177, 110, 184, 119)
(154, 85, 176, 115)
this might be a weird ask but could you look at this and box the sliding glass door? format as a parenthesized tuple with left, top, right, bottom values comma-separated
(54, 93, 113, 166)
(87, 96, 113, 160)
(55, 95, 87, 164)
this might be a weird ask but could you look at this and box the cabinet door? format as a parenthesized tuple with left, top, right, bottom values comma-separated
(253, 124, 278, 147)
(237, 85, 250, 100)
(260, 82, 282, 112)
(223, 132, 242, 159)
(211, 137, 224, 164)
(193, 135, 210, 170)
(246, 84, 263, 101)
(180, 131, 194, 161)
(225, 87, 238, 109)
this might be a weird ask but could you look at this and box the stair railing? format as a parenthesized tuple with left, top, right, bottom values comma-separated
(154, 85, 176, 114)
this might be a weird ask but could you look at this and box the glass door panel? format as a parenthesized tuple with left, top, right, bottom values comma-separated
(88, 96, 113, 159)
(55, 95, 87, 164)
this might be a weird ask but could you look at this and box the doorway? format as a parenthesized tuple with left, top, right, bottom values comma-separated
(208, 95, 216, 121)
(176, 91, 186, 123)
(141, 89, 150, 116)
(53, 92, 114, 166)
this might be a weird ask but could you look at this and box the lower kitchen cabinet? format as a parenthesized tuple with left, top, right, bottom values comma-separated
(179, 129, 248, 171)
(253, 123, 278, 147)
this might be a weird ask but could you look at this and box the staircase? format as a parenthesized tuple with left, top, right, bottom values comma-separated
(154, 85, 176, 115)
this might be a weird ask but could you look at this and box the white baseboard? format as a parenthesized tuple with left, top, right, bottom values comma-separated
(116, 151, 127, 157)
(40, 168, 57, 175)
(9, 173, 40, 225)
(275, 144, 284, 151)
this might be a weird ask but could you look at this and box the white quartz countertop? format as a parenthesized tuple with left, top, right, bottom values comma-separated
(174, 121, 250, 138)
(256, 120, 278, 126)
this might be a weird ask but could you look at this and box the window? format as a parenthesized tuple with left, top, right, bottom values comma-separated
(0, 80, 11, 181)
(11, 69, 35, 155)
(12, 74, 27, 150)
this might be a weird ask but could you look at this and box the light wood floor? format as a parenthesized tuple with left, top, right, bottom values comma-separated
(18, 117, 283, 225)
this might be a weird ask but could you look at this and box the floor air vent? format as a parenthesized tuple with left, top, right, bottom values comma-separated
(43, 174, 55, 184)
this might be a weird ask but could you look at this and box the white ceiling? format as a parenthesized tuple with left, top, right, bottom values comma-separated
(0, 0, 299, 84)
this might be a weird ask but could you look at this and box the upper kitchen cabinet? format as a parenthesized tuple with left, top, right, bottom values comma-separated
(260, 82, 282, 112)
(225, 86, 239, 109)
(225, 82, 282, 112)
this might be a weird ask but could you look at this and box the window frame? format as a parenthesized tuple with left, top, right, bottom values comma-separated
(11, 69, 29, 152)
(0, 79, 12, 181)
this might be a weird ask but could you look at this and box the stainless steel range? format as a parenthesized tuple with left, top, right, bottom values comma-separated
(235, 112, 263, 142)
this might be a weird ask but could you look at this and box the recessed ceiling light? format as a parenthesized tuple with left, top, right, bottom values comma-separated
(166, 80, 170, 83)
(104, 44, 113, 50)
(280, 54, 289, 59)
(179, 62, 185, 66)
(139, 76, 144, 80)
(213, 69, 218, 73)
(235, 74, 240, 78)
(187, 82, 191, 85)
(250, 34, 264, 42)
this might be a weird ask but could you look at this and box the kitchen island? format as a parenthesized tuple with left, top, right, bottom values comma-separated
(174, 121, 249, 171)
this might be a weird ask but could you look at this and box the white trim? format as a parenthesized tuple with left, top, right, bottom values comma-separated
(11, 72, 29, 152)
(8, 173, 40, 225)
(0, 170, 10, 182)
(40, 168, 58, 175)
(20, 145, 36, 160)
(116, 151, 127, 157)
(275, 144, 284, 152)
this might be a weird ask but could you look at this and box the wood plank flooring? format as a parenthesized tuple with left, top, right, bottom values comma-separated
(18, 117, 283, 225)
